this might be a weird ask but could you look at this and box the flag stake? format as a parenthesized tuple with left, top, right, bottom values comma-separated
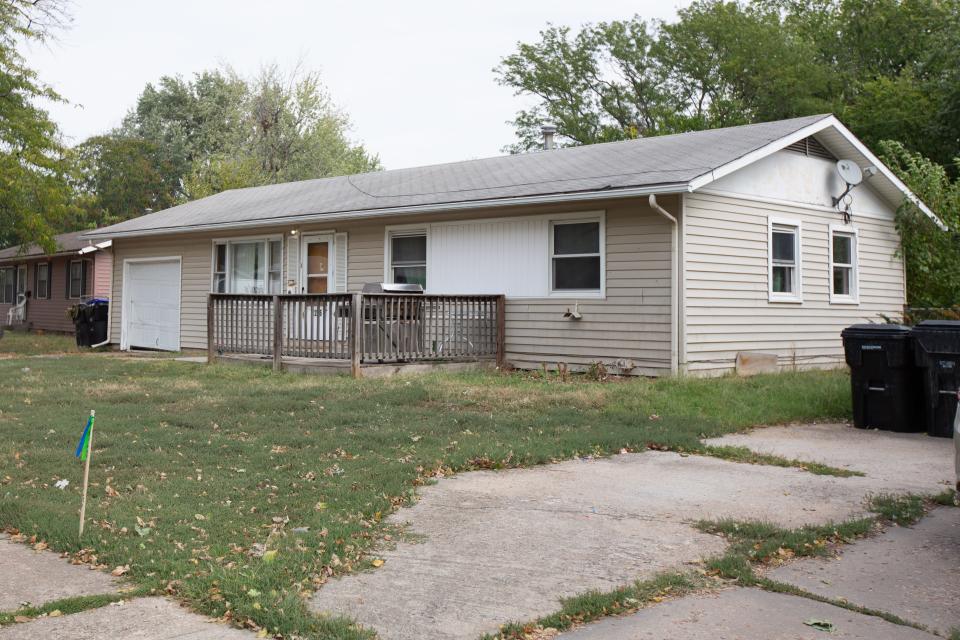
(78, 410, 95, 539)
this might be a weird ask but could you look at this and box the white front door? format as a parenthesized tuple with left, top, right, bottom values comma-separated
(123, 258, 181, 351)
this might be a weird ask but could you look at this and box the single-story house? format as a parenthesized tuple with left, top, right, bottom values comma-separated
(0, 231, 113, 334)
(86, 114, 943, 376)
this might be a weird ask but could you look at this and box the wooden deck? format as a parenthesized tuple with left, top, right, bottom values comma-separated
(208, 292, 504, 378)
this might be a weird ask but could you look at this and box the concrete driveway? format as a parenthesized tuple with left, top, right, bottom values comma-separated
(311, 423, 955, 640)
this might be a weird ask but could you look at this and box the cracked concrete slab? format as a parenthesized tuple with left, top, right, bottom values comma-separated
(0, 597, 255, 639)
(555, 588, 938, 640)
(768, 507, 960, 635)
(706, 423, 955, 492)
(311, 446, 944, 640)
(0, 534, 119, 611)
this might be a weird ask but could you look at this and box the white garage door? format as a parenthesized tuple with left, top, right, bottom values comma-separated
(123, 259, 181, 351)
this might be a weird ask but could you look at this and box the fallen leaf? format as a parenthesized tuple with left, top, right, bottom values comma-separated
(48, 610, 62, 617)
(371, 559, 384, 568)
(804, 618, 834, 632)
(256, 630, 268, 638)
(111, 565, 130, 576)
(13, 616, 30, 623)
(262, 550, 278, 563)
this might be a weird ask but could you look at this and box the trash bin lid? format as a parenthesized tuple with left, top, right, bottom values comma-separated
(913, 320, 960, 330)
(841, 323, 912, 339)
(88, 298, 109, 305)
(912, 320, 960, 354)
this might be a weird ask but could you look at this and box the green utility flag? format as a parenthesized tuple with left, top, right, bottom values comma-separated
(74, 414, 94, 461)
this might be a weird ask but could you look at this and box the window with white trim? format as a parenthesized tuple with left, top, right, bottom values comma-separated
(769, 219, 802, 302)
(0, 267, 14, 303)
(35, 262, 50, 299)
(830, 227, 858, 302)
(389, 232, 427, 288)
(551, 220, 601, 292)
(212, 238, 283, 294)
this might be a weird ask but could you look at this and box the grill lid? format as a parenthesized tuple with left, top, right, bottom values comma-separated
(362, 282, 425, 294)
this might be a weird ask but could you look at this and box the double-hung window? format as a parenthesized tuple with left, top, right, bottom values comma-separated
(551, 220, 602, 292)
(829, 225, 858, 303)
(212, 238, 283, 294)
(68, 260, 88, 299)
(0, 267, 14, 303)
(768, 218, 802, 302)
(389, 232, 427, 288)
(35, 263, 50, 299)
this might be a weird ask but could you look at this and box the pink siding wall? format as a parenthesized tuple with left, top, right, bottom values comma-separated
(0, 252, 109, 334)
(93, 250, 112, 299)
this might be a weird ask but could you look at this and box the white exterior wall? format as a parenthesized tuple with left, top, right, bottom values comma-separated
(683, 150, 906, 375)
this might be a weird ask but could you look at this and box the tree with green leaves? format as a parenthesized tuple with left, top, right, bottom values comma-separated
(879, 141, 960, 308)
(496, 0, 959, 168)
(0, 0, 72, 251)
(72, 64, 381, 226)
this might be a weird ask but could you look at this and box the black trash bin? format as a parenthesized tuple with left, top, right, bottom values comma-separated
(911, 320, 960, 438)
(88, 298, 109, 346)
(841, 324, 922, 432)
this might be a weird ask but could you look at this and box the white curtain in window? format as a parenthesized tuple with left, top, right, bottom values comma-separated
(230, 242, 265, 294)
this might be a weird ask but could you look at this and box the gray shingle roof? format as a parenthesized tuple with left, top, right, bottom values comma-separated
(0, 230, 95, 262)
(90, 114, 832, 237)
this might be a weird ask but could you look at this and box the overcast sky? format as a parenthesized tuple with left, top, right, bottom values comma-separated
(25, 0, 688, 170)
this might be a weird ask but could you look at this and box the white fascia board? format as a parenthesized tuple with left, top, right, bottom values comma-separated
(688, 115, 947, 231)
(82, 183, 689, 240)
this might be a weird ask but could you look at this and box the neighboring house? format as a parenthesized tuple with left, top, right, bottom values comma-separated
(86, 114, 943, 376)
(0, 231, 113, 334)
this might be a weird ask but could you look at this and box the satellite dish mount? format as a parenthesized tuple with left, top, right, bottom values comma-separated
(832, 159, 863, 224)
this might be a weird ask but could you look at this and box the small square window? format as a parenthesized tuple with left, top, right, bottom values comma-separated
(552, 221, 602, 292)
(390, 233, 427, 288)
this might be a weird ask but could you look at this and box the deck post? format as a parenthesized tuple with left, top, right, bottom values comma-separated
(206, 295, 215, 364)
(495, 294, 506, 369)
(350, 293, 363, 378)
(272, 295, 282, 372)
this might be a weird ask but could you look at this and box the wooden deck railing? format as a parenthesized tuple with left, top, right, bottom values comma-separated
(208, 292, 505, 376)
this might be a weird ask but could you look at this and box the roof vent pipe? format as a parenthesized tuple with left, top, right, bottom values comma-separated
(541, 124, 557, 151)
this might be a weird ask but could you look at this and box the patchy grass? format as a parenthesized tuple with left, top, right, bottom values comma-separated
(0, 331, 79, 356)
(758, 579, 929, 632)
(0, 588, 150, 626)
(703, 444, 863, 477)
(932, 488, 958, 507)
(698, 492, 939, 587)
(483, 571, 714, 639)
(0, 354, 851, 639)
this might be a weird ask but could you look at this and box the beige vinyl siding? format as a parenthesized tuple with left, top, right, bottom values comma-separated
(109, 197, 675, 374)
(682, 191, 905, 375)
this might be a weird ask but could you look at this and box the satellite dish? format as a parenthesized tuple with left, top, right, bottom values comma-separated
(836, 159, 863, 186)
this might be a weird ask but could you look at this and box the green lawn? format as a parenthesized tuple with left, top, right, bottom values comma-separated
(0, 330, 80, 356)
(0, 348, 851, 638)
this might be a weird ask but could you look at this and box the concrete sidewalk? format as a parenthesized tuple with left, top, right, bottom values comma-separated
(0, 535, 253, 638)
(556, 588, 939, 640)
(311, 423, 955, 639)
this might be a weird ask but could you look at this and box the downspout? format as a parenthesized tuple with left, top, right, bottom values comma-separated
(89, 247, 112, 349)
(648, 194, 679, 375)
